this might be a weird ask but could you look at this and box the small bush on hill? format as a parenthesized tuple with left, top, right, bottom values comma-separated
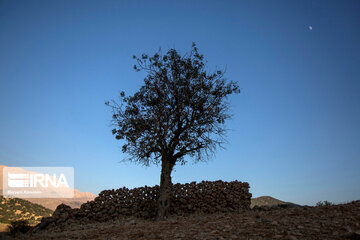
(316, 200, 333, 206)
(8, 220, 31, 236)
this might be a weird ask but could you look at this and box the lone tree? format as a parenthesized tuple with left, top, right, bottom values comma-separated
(106, 43, 240, 218)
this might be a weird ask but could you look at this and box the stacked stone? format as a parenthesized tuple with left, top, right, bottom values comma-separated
(36, 180, 251, 230)
(170, 180, 251, 215)
(86, 185, 160, 219)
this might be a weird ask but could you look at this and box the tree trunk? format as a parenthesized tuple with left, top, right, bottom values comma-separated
(157, 158, 174, 218)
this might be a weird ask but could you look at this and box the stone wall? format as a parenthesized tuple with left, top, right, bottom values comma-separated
(36, 180, 251, 229)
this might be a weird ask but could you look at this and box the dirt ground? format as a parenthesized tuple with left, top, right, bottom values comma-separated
(8, 200, 360, 240)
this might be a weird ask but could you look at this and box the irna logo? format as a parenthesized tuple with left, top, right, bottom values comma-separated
(7, 173, 69, 188)
(3, 167, 74, 198)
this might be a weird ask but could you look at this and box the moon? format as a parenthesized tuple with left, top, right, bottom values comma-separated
(309, 26, 313, 30)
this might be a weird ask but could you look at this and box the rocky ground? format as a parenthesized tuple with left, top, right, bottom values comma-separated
(7, 200, 360, 240)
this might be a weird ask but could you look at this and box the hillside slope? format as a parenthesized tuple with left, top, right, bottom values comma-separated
(0, 196, 53, 224)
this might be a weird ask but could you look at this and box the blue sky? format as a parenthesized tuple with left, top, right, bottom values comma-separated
(0, 0, 359, 206)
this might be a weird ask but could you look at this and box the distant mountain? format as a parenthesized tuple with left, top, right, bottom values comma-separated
(0, 165, 96, 210)
(25, 189, 96, 210)
(0, 195, 53, 224)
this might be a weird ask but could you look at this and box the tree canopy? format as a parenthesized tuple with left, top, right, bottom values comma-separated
(106, 43, 239, 167)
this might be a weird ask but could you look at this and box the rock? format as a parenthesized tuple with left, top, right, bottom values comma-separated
(343, 232, 360, 240)
(61, 212, 69, 220)
(261, 218, 271, 224)
(37, 218, 51, 230)
(287, 236, 298, 240)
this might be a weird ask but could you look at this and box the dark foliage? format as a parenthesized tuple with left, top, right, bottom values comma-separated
(316, 200, 333, 207)
(8, 220, 31, 236)
(106, 43, 239, 166)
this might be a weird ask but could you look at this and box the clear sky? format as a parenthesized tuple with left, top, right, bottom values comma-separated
(0, 0, 359, 206)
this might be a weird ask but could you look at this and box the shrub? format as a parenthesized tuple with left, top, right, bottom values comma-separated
(8, 220, 31, 236)
(316, 200, 333, 207)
